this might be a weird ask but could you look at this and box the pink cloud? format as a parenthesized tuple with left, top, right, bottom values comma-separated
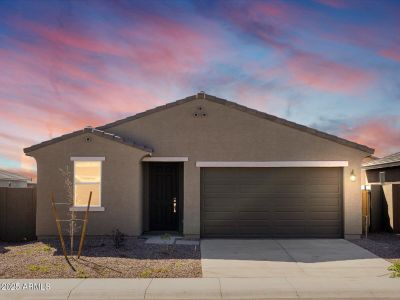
(1, 14, 227, 177)
(0, 132, 36, 146)
(13, 19, 119, 56)
(314, 0, 349, 9)
(251, 1, 293, 19)
(380, 48, 400, 62)
(287, 52, 375, 93)
(0, 41, 160, 123)
(341, 117, 400, 156)
(13, 16, 223, 81)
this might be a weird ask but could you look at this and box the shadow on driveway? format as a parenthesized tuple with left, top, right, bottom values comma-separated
(200, 239, 391, 278)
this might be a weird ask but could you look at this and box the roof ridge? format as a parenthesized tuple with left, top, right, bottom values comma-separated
(97, 92, 374, 154)
(24, 127, 152, 154)
(97, 95, 197, 130)
(24, 92, 374, 155)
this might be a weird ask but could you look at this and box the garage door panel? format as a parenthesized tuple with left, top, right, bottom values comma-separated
(275, 212, 307, 220)
(205, 220, 241, 227)
(237, 220, 276, 227)
(236, 227, 274, 235)
(309, 211, 341, 220)
(308, 197, 340, 206)
(201, 167, 343, 238)
(238, 212, 271, 220)
(204, 184, 340, 194)
(203, 212, 235, 220)
(203, 198, 234, 207)
(204, 178, 334, 185)
(203, 226, 234, 235)
(310, 205, 341, 212)
(307, 220, 342, 227)
(306, 226, 341, 235)
(270, 226, 307, 235)
(236, 201, 273, 211)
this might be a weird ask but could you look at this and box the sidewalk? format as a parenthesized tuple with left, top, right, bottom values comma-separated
(1, 277, 400, 300)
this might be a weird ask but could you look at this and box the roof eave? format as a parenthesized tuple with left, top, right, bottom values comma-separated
(24, 93, 374, 156)
(362, 161, 400, 170)
(98, 93, 374, 154)
(0, 178, 28, 182)
(204, 94, 375, 154)
(24, 128, 153, 154)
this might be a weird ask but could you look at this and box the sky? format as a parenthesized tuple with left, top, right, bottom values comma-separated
(0, 0, 400, 180)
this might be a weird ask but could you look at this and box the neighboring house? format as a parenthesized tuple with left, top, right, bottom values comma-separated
(362, 152, 400, 233)
(24, 92, 374, 239)
(0, 169, 30, 188)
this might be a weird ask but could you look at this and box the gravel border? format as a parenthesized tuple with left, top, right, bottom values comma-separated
(350, 233, 400, 263)
(0, 238, 201, 278)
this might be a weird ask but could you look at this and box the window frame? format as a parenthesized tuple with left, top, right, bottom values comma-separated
(70, 157, 105, 209)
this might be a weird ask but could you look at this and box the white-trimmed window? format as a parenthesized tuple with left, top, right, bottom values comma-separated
(71, 157, 104, 208)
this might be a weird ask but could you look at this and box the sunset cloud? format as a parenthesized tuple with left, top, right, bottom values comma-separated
(0, 0, 399, 178)
(380, 48, 400, 62)
(314, 0, 349, 9)
(341, 117, 400, 157)
(287, 52, 375, 93)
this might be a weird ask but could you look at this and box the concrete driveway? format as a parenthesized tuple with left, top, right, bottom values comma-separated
(201, 239, 391, 278)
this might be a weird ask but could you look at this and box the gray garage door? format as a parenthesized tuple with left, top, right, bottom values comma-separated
(201, 167, 343, 238)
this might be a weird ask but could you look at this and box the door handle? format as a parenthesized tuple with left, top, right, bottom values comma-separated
(173, 197, 177, 213)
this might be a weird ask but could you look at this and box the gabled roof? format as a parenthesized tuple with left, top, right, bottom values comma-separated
(0, 169, 30, 182)
(98, 92, 374, 154)
(24, 127, 153, 154)
(362, 152, 400, 169)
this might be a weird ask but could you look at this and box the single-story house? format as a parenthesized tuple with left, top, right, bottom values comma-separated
(24, 92, 374, 239)
(0, 169, 31, 188)
(362, 152, 400, 233)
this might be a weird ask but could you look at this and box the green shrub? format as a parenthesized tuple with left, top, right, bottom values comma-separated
(27, 265, 49, 273)
(76, 270, 89, 278)
(42, 245, 52, 252)
(138, 268, 152, 278)
(389, 261, 400, 278)
(161, 233, 171, 240)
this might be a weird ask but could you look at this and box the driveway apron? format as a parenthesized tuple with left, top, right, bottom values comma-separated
(200, 239, 391, 278)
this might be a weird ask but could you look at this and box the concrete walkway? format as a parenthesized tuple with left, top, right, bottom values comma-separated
(201, 239, 391, 278)
(1, 277, 400, 299)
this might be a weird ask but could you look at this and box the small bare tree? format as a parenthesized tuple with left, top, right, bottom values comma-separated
(59, 166, 78, 255)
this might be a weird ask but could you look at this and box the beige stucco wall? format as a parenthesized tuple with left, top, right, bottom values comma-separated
(104, 98, 368, 238)
(29, 134, 148, 237)
(28, 97, 369, 238)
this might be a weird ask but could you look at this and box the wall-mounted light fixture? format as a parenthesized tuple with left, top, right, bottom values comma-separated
(350, 169, 356, 182)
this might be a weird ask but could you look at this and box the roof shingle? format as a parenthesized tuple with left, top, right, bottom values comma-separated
(24, 127, 153, 154)
(362, 152, 400, 169)
(0, 169, 30, 181)
(24, 93, 374, 155)
(98, 92, 374, 154)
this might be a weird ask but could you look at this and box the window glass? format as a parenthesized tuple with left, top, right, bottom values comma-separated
(74, 160, 101, 206)
(74, 161, 101, 183)
(74, 184, 101, 206)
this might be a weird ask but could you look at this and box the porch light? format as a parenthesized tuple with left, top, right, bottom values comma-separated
(350, 169, 356, 182)
(361, 185, 371, 191)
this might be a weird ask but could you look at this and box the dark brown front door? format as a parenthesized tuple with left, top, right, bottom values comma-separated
(149, 163, 179, 231)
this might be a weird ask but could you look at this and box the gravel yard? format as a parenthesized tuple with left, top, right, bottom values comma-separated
(0, 238, 201, 278)
(351, 233, 400, 264)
